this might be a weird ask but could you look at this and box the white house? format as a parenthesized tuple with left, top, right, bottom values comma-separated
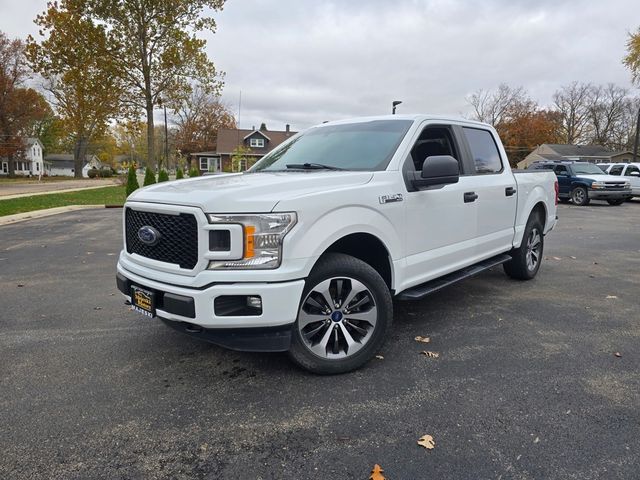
(45, 154, 102, 177)
(0, 138, 45, 177)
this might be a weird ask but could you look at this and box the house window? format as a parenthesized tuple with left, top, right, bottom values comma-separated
(250, 138, 265, 148)
(2, 162, 7, 173)
(199, 157, 209, 171)
(36, 163, 40, 172)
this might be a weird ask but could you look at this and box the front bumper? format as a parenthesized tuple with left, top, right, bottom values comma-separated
(588, 189, 632, 200)
(116, 262, 305, 331)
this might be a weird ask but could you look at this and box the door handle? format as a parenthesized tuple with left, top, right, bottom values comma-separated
(464, 192, 478, 203)
(505, 186, 517, 196)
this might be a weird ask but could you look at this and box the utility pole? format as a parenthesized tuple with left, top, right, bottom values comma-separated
(392, 100, 402, 115)
(164, 105, 169, 171)
(633, 105, 640, 163)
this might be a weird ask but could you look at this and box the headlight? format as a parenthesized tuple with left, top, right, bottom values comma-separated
(206, 213, 297, 269)
(591, 182, 605, 189)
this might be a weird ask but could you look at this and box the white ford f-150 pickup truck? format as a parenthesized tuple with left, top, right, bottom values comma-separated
(117, 115, 558, 373)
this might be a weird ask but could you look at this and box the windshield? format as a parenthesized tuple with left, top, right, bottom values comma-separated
(250, 120, 413, 172)
(573, 163, 605, 175)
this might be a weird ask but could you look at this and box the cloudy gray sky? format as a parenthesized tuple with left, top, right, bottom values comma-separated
(1, 0, 639, 131)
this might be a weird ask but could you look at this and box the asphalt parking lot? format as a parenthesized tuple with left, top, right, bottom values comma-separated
(1, 202, 639, 480)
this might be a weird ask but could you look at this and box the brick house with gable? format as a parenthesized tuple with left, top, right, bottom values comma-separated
(191, 123, 297, 173)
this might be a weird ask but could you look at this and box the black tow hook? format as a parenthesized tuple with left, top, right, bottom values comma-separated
(184, 323, 203, 334)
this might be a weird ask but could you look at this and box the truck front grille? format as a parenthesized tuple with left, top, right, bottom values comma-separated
(125, 208, 199, 269)
(604, 183, 627, 190)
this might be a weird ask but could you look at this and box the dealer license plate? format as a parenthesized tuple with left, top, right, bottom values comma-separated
(131, 285, 156, 318)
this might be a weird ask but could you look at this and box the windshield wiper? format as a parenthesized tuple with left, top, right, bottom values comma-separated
(285, 163, 343, 171)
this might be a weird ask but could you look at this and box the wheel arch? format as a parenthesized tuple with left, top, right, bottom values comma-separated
(317, 232, 394, 293)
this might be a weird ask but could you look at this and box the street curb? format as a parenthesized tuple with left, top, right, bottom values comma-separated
(0, 205, 106, 226)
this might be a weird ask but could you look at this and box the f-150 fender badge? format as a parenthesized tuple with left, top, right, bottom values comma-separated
(379, 193, 403, 204)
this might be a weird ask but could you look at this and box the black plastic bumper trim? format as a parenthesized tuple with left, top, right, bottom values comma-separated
(116, 272, 195, 319)
(160, 319, 293, 352)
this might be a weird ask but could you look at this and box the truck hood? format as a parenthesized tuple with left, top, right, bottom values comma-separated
(127, 171, 374, 213)
(577, 174, 628, 183)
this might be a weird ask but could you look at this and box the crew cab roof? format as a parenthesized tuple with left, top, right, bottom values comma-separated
(316, 114, 492, 129)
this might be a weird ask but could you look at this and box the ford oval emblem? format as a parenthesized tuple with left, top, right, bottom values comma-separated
(137, 226, 161, 246)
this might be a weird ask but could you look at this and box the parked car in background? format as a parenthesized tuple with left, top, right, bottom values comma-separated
(597, 163, 640, 198)
(529, 161, 631, 206)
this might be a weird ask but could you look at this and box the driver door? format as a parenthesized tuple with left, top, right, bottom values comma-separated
(554, 164, 571, 196)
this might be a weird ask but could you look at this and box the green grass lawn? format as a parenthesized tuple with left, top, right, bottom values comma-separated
(0, 185, 127, 217)
(0, 176, 77, 183)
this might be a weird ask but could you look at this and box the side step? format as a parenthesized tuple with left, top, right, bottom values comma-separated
(396, 253, 512, 301)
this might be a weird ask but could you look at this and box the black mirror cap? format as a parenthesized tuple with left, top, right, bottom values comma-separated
(412, 155, 460, 189)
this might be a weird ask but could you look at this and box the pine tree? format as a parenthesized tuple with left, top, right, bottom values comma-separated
(188, 167, 200, 177)
(143, 167, 156, 186)
(176, 168, 184, 179)
(125, 165, 139, 196)
(157, 169, 169, 182)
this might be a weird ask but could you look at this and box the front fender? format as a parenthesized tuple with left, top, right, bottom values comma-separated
(283, 205, 402, 285)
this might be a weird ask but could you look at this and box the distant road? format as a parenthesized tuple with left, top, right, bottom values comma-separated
(0, 179, 119, 199)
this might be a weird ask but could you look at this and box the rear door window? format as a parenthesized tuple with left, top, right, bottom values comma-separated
(624, 165, 640, 176)
(554, 165, 569, 176)
(462, 127, 503, 174)
(609, 165, 624, 175)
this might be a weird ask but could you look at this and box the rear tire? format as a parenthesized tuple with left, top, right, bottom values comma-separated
(504, 213, 544, 280)
(571, 186, 590, 206)
(288, 253, 393, 375)
(607, 199, 625, 206)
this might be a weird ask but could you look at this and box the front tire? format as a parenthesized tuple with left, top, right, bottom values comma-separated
(571, 186, 590, 206)
(607, 199, 625, 206)
(504, 214, 544, 280)
(288, 253, 393, 374)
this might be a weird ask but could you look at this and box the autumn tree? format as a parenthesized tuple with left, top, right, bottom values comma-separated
(0, 32, 49, 176)
(552, 82, 593, 144)
(497, 103, 562, 165)
(28, 0, 124, 178)
(623, 27, 640, 85)
(86, 0, 226, 168)
(623, 27, 640, 161)
(174, 85, 236, 161)
(467, 84, 527, 126)
(587, 84, 630, 148)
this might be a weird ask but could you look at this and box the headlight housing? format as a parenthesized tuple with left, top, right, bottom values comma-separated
(206, 213, 297, 269)
(591, 181, 605, 189)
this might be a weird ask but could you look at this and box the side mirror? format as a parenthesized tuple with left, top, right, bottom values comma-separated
(411, 155, 459, 189)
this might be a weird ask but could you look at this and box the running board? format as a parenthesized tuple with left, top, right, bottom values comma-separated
(396, 253, 512, 301)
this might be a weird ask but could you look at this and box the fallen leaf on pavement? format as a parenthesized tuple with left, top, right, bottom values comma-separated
(415, 336, 431, 343)
(534, 437, 540, 444)
(606, 295, 618, 299)
(369, 464, 386, 480)
(552, 256, 562, 260)
(570, 256, 577, 259)
(417, 435, 435, 450)
(421, 351, 439, 359)
(614, 352, 622, 358)
(17, 284, 24, 287)
(375, 355, 384, 360)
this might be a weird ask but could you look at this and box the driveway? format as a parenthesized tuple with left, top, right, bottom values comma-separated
(1, 204, 639, 479)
